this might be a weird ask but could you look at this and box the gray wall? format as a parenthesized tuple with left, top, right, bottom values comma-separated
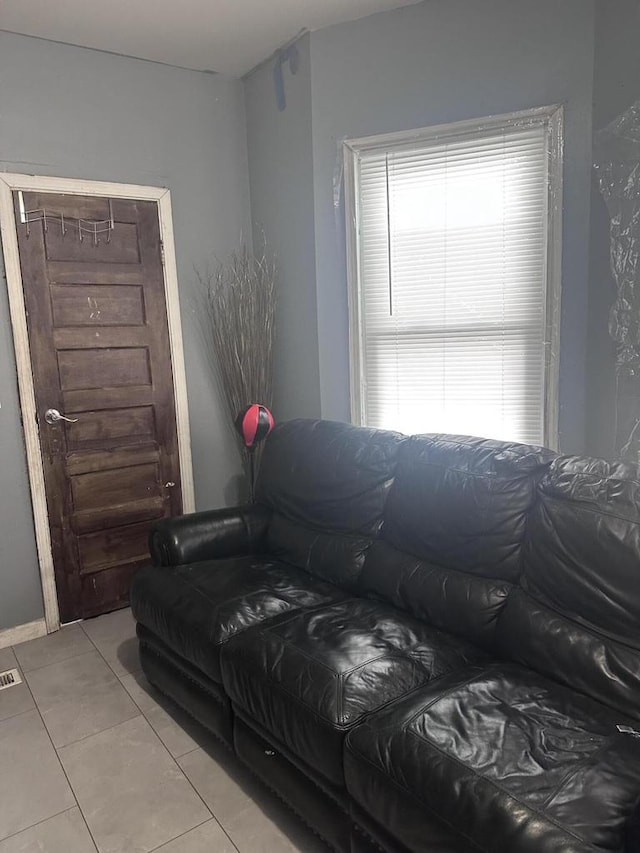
(587, 0, 640, 457)
(309, 0, 595, 453)
(244, 34, 321, 420)
(0, 32, 251, 631)
(2, 1, 632, 633)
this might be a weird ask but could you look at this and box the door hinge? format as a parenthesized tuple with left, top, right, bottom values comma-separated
(160, 240, 165, 267)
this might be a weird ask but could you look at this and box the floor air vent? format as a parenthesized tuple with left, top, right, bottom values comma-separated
(0, 669, 22, 690)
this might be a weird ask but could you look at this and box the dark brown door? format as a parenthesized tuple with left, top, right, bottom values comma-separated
(13, 192, 183, 623)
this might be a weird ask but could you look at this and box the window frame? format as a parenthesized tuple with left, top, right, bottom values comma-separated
(343, 104, 564, 449)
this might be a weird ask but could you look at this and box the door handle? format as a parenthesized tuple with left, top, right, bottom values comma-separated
(44, 408, 78, 425)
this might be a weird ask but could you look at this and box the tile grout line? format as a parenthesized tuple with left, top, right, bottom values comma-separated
(18, 647, 103, 677)
(53, 710, 143, 751)
(78, 617, 121, 672)
(117, 671, 213, 763)
(147, 815, 240, 853)
(11, 626, 94, 675)
(88, 670, 240, 850)
(96, 618, 242, 852)
(15, 614, 146, 851)
(13, 613, 328, 852)
(17, 661, 100, 853)
(0, 705, 37, 725)
(41, 616, 290, 852)
(118, 673, 195, 760)
(109, 666, 243, 849)
(0, 806, 78, 847)
(76, 618, 195, 762)
(81, 614, 289, 852)
(51, 714, 237, 853)
(18, 629, 143, 752)
(16, 650, 90, 675)
(172, 743, 202, 760)
(161, 739, 242, 851)
(79, 615, 144, 685)
(77, 615, 241, 852)
(8, 614, 229, 852)
(167, 756, 242, 853)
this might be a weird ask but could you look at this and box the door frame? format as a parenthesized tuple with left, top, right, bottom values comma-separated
(0, 174, 196, 633)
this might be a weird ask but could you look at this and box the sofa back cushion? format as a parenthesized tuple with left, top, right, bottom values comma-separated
(256, 419, 405, 588)
(360, 434, 554, 647)
(497, 456, 640, 721)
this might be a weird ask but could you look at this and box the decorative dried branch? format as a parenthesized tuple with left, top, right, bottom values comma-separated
(196, 245, 277, 466)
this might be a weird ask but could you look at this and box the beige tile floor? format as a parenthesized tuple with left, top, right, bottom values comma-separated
(0, 609, 329, 853)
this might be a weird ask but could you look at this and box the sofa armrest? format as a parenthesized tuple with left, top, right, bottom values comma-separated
(148, 503, 271, 567)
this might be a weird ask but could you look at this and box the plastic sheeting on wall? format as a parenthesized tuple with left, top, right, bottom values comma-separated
(594, 98, 640, 458)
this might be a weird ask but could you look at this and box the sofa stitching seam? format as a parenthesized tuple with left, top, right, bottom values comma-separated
(251, 634, 343, 676)
(228, 653, 451, 736)
(340, 651, 420, 680)
(226, 654, 350, 732)
(399, 665, 496, 729)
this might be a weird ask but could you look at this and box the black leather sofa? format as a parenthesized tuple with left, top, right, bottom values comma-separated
(130, 419, 640, 853)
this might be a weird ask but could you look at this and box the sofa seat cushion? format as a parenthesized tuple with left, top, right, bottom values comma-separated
(130, 556, 344, 683)
(220, 599, 485, 787)
(345, 663, 640, 853)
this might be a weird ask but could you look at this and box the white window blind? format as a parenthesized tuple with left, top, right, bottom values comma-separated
(347, 108, 562, 447)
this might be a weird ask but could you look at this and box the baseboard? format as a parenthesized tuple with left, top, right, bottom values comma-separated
(0, 618, 48, 650)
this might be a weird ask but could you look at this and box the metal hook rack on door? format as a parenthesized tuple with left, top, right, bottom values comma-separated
(18, 191, 115, 246)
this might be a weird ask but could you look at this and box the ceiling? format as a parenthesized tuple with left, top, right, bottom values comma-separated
(0, 0, 419, 77)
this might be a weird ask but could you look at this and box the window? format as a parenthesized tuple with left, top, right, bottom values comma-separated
(344, 106, 563, 447)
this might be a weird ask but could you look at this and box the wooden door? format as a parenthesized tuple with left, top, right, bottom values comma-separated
(13, 192, 183, 623)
